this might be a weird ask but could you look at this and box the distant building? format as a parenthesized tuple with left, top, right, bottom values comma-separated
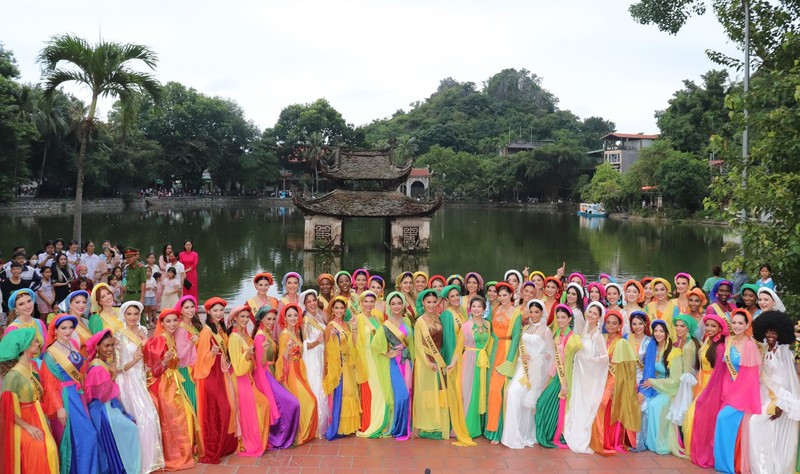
(601, 132, 659, 173)
(398, 167, 433, 198)
(500, 139, 554, 156)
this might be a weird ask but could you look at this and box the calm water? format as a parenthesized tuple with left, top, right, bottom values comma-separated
(0, 205, 732, 305)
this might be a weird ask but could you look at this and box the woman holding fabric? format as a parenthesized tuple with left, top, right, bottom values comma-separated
(39, 314, 99, 474)
(85, 329, 141, 474)
(300, 289, 329, 436)
(174, 295, 201, 413)
(666, 314, 700, 457)
(115, 301, 165, 472)
(356, 291, 390, 437)
(460, 295, 493, 437)
(0, 327, 59, 474)
(193, 297, 238, 463)
(324, 296, 361, 439)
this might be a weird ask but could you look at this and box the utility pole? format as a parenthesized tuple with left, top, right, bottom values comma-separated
(741, 0, 750, 226)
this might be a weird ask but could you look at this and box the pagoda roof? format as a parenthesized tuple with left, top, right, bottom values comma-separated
(322, 149, 412, 182)
(293, 189, 442, 218)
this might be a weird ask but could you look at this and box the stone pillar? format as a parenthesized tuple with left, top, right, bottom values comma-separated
(304, 215, 343, 251)
(389, 217, 431, 252)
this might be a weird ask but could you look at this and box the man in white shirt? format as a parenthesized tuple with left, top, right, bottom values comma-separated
(80, 241, 102, 283)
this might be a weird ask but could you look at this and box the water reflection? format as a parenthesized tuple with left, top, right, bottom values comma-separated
(0, 206, 731, 305)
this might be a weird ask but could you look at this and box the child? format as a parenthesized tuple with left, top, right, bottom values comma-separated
(37, 266, 56, 316)
(153, 271, 163, 310)
(144, 267, 158, 328)
(108, 275, 123, 306)
(757, 263, 775, 290)
(160, 267, 181, 309)
(71, 265, 95, 292)
(145, 252, 160, 277)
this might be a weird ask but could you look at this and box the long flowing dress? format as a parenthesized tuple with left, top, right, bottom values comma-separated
(0, 362, 59, 474)
(681, 338, 714, 460)
(176, 323, 199, 413)
(228, 331, 270, 456)
(85, 358, 141, 474)
(630, 334, 652, 451)
(370, 316, 415, 439)
(666, 340, 697, 457)
(356, 310, 390, 438)
(39, 345, 99, 474)
(749, 344, 800, 474)
(460, 318, 493, 437)
(193, 326, 238, 463)
(411, 316, 474, 446)
(144, 333, 201, 470)
(302, 311, 329, 437)
(115, 326, 165, 473)
(501, 322, 555, 449)
(564, 325, 609, 454)
(641, 346, 683, 455)
(276, 328, 318, 444)
(324, 319, 361, 439)
(689, 341, 726, 468)
(253, 328, 300, 449)
(713, 339, 761, 474)
(590, 336, 640, 454)
(485, 304, 523, 442)
(178, 251, 198, 300)
(535, 328, 581, 448)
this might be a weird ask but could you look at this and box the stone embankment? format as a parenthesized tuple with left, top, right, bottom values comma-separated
(0, 196, 293, 216)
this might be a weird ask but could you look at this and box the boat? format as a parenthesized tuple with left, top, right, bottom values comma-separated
(577, 202, 608, 218)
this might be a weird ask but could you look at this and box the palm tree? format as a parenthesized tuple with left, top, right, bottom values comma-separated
(37, 34, 161, 242)
(32, 91, 70, 194)
(394, 135, 418, 165)
(304, 131, 325, 193)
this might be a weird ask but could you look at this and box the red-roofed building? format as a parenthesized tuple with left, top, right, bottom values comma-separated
(601, 132, 659, 173)
(398, 166, 433, 198)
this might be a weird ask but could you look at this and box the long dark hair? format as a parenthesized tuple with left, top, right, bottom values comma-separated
(161, 243, 172, 263)
(204, 303, 225, 335)
(705, 334, 726, 368)
(653, 322, 674, 378)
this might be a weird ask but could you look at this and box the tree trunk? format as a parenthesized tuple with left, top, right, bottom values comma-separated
(36, 143, 49, 197)
(74, 96, 98, 244)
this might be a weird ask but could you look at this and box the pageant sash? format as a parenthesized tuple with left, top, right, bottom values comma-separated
(304, 315, 326, 335)
(99, 311, 123, 331)
(607, 337, 619, 376)
(419, 317, 448, 406)
(15, 364, 43, 400)
(46, 347, 83, 386)
(119, 327, 145, 350)
(724, 339, 738, 380)
(383, 319, 409, 348)
(553, 332, 570, 398)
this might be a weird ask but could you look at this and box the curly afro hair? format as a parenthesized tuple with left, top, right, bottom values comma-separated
(752, 310, 795, 345)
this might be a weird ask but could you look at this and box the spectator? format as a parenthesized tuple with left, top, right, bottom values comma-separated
(701, 265, 725, 293)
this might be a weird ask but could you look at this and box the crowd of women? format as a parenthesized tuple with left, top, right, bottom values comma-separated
(0, 266, 797, 474)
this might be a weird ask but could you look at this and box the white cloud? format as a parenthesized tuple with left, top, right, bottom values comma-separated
(3, 0, 741, 134)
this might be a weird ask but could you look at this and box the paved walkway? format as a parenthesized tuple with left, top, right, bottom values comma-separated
(184, 436, 707, 473)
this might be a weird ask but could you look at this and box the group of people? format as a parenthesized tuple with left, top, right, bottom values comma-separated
(0, 262, 796, 474)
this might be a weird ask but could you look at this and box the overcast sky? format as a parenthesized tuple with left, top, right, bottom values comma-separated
(4, 0, 741, 135)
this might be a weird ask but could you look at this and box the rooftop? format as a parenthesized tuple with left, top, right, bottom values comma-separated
(322, 149, 412, 182)
(409, 167, 433, 178)
(293, 189, 441, 218)
(601, 132, 660, 140)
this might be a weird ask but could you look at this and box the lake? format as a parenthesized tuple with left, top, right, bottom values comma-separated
(0, 204, 732, 305)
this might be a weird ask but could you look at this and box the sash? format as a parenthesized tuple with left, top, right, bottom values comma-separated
(418, 318, 448, 406)
(329, 319, 354, 367)
(724, 339, 738, 380)
(712, 304, 733, 332)
(607, 336, 619, 376)
(15, 363, 43, 400)
(76, 324, 92, 344)
(256, 329, 277, 365)
(384, 319, 409, 348)
(99, 311, 123, 331)
(452, 307, 466, 331)
(517, 335, 531, 389)
(47, 347, 83, 385)
(304, 315, 326, 335)
(553, 332, 570, 398)
(90, 358, 110, 371)
(119, 326, 145, 350)
(180, 322, 200, 338)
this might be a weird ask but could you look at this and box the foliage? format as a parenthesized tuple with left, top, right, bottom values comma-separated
(653, 153, 709, 210)
(581, 164, 624, 208)
(0, 45, 37, 201)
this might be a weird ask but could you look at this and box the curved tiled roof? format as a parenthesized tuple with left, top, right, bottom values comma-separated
(322, 149, 412, 182)
(293, 189, 442, 217)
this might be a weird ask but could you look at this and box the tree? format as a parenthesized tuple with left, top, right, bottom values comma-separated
(31, 89, 70, 194)
(0, 45, 37, 201)
(653, 154, 709, 210)
(581, 164, 624, 208)
(37, 34, 161, 243)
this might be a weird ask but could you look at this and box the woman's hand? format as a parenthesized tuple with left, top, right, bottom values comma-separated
(24, 424, 44, 441)
(211, 345, 220, 356)
(558, 387, 567, 399)
(641, 379, 653, 388)
(191, 335, 199, 344)
(57, 408, 67, 426)
(164, 350, 175, 362)
(771, 406, 784, 421)
(522, 354, 531, 362)
(245, 346, 255, 361)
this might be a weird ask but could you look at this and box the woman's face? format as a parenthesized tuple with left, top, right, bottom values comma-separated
(688, 294, 702, 312)
(486, 286, 497, 301)
(555, 311, 572, 330)
(498, 289, 511, 305)
(470, 300, 485, 318)
(25, 337, 41, 357)
(704, 319, 721, 338)
(97, 336, 115, 360)
(69, 242, 78, 252)
(165, 244, 173, 255)
(466, 277, 478, 294)
(337, 275, 351, 292)
(532, 275, 544, 290)
(305, 294, 318, 312)
(113, 267, 123, 278)
(717, 284, 731, 302)
(431, 279, 444, 292)
(606, 287, 620, 304)
(731, 314, 748, 335)
(529, 305, 543, 323)
(423, 294, 438, 313)
(625, 285, 640, 304)
(605, 316, 621, 335)
(586, 305, 602, 324)
(389, 296, 404, 316)
(124, 306, 141, 326)
(368, 280, 383, 295)
(742, 290, 757, 308)
(332, 301, 346, 319)
(55, 241, 64, 252)
(163, 314, 179, 333)
(237, 310, 252, 329)
(263, 311, 277, 331)
(545, 281, 558, 298)
(447, 288, 461, 307)
(400, 276, 412, 293)
(507, 274, 519, 289)
(765, 329, 778, 347)
(644, 284, 654, 299)
(653, 283, 668, 301)
(57, 320, 75, 342)
(521, 285, 535, 303)
(362, 296, 376, 314)
(57, 254, 67, 266)
(86, 242, 95, 255)
(355, 273, 368, 290)
(414, 275, 427, 292)
(566, 288, 579, 305)
(181, 300, 196, 319)
(589, 287, 601, 302)
(100, 288, 115, 308)
(255, 278, 270, 294)
(209, 304, 225, 324)
(653, 325, 666, 343)
(319, 278, 333, 294)
(675, 277, 689, 295)
(285, 276, 299, 294)
(184, 241, 193, 252)
(758, 292, 775, 311)
(450, 278, 463, 288)
(675, 319, 688, 339)
(14, 294, 33, 317)
(146, 254, 155, 264)
(631, 317, 645, 335)
(41, 267, 52, 280)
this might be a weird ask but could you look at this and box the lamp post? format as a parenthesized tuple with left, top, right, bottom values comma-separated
(741, 0, 750, 225)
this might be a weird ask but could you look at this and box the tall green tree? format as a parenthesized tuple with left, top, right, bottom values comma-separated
(0, 45, 37, 201)
(37, 34, 161, 243)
